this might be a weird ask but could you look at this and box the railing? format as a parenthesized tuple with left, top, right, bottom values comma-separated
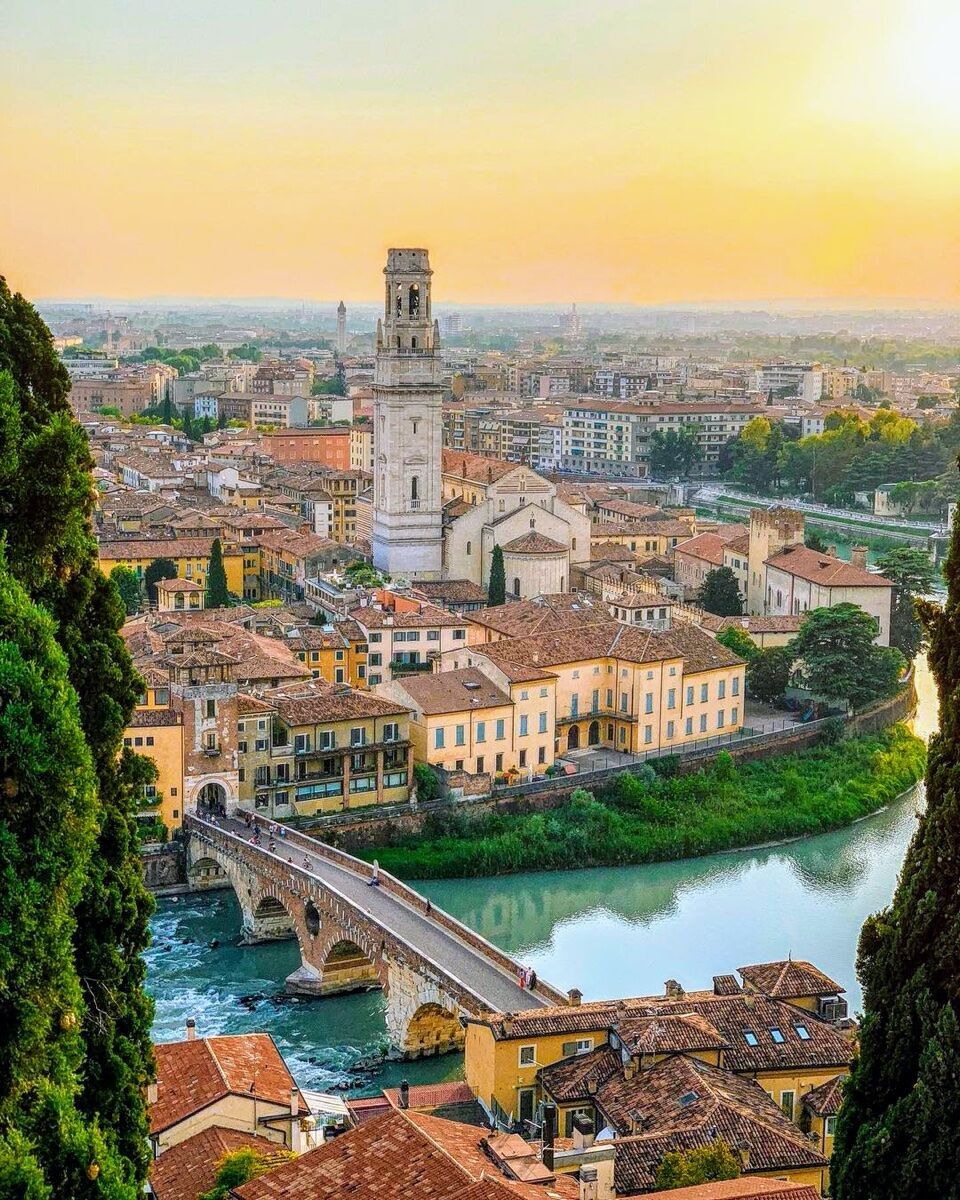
(390, 659, 432, 675)
(188, 814, 568, 1009)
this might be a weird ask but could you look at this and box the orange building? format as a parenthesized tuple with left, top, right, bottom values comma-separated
(263, 427, 351, 469)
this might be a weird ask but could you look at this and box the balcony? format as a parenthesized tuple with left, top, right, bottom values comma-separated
(390, 659, 432, 675)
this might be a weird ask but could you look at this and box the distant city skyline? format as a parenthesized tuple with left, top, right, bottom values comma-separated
(4, 0, 959, 304)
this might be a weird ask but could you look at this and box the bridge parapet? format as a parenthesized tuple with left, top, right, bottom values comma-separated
(235, 815, 570, 1008)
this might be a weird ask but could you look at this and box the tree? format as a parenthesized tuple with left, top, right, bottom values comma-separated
(716, 624, 758, 661)
(198, 1147, 293, 1200)
(697, 567, 743, 616)
(110, 566, 142, 615)
(649, 426, 702, 478)
(0, 280, 154, 1189)
(205, 538, 230, 609)
(181, 409, 194, 440)
(654, 1142, 740, 1189)
(791, 604, 903, 711)
(144, 557, 177, 605)
(161, 394, 173, 425)
(805, 530, 829, 552)
(831, 502, 960, 1199)
(746, 645, 795, 704)
(488, 544, 506, 607)
(876, 547, 939, 660)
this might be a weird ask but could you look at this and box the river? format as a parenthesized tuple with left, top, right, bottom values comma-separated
(146, 657, 938, 1097)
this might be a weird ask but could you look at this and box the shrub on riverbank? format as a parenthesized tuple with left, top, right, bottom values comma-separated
(361, 725, 926, 879)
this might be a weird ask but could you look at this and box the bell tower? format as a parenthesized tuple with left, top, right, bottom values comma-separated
(371, 248, 444, 580)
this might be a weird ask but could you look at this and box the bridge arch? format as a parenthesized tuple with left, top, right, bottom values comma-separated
(317, 938, 381, 996)
(403, 1001, 464, 1058)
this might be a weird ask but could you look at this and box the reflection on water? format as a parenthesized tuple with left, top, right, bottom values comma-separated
(147, 656, 935, 1091)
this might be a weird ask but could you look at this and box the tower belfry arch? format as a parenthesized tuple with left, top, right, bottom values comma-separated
(371, 248, 444, 580)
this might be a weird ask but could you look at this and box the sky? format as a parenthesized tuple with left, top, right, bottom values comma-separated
(2, 0, 959, 305)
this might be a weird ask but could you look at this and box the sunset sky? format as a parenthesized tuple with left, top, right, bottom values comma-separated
(2, 0, 959, 305)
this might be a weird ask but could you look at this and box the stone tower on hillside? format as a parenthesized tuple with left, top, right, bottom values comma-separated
(336, 300, 347, 354)
(371, 249, 444, 580)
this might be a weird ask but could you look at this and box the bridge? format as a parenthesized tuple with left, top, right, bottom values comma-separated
(185, 813, 570, 1057)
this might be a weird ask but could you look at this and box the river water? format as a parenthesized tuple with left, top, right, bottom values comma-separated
(146, 658, 938, 1097)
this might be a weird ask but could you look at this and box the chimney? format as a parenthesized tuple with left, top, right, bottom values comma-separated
(185, 1017, 196, 1041)
(664, 979, 685, 999)
(542, 1102, 557, 1171)
(572, 1113, 595, 1151)
(568, 988, 583, 1007)
(290, 1087, 300, 1118)
(399, 1080, 410, 1110)
(850, 545, 868, 570)
(146, 1082, 158, 1106)
(736, 1141, 751, 1171)
(827, 545, 838, 558)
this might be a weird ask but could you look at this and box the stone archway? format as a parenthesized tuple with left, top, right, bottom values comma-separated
(318, 939, 380, 996)
(587, 720, 600, 746)
(188, 854, 228, 891)
(402, 1002, 464, 1058)
(197, 781, 228, 814)
(567, 724, 580, 751)
(242, 894, 297, 944)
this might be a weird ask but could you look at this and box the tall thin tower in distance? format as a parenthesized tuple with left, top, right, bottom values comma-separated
(336, 300, 347, 354)
(371, 249, 443, 580)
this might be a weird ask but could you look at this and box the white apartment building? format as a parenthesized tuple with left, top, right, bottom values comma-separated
(758, 364, 824, 403)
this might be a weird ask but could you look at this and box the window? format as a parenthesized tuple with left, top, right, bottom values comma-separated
(825, 1116, 837, 1137)
(575, 1038, 593, 1054)
(427, 629, 440, 641)
(780, 1090, 795, 1121)
(686, 685, 694, 705)
(620, 692, 628, 713)
(519, 1045, 536, 1067)
(318, 730, 335, 750)
(383, 722, 399, 743)
(700, 683, 708, 702)
(732, 676, 740, 696)
(666, 720, 675, 739)
(495, 753, 503, 771)
(435, 728, 445, 749)
(644, 724, 652, 744)
(476, 721, 486, 743)
(205, 699, 216, 719)
(644, 693, 654, 714)
(540, 687, 548, 697)
(770, 1027, 785, 1044)
(744, 1030, 759, 1046)
(718, 679, 726, 700)
(667, 688, 676, 710)
(255, 738, 268, 751)
(538, 711, 547, 734)
(685, 717, 693, 735)
(538, 746, 546, 764)
(731, 706, 739, 725)
(155, 688, 169, 705)
(519, 715, 528, 736)
(351, 727, 366, 747)
(794, 1025, 810, 1041)
(369, 632, 382, 643)
(145, 735, 154, 747)
(717, 710, 725, 728)
(453, 628, 466, 640)
(699, 713, 708, 733)
(519, 749, 527, 767)
(455, 724, 465, 746)
(454, 759, 464, 771)
(495, 719, 505, 740)
(369, 652, 382, 666)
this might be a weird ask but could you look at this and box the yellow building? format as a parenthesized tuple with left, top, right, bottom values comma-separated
(98, 537, 246, 597)
(349, 424, 374, 473)
(284, 621, 369, 689)
(155, 577, 204, 613)
(590, 518, 693, 559)
(465, 959, 852, 1197)
(123, 668, 185, 833)
(378, 665, 557, 781)
(446, 618, 746, 757)
(236, 678, 413, 821)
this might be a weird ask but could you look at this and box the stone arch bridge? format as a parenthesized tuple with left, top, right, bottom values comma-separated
(185, 814, 568, 1057)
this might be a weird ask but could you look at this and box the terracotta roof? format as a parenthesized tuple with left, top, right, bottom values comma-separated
(595, 499, 662, 519)
(155, 577, 204, 592)
(237, 693, 279, 716)
(643, 1180, 820, 1200)
(467, 593, 609, 639)
(129, 708, 182, 728)
(711, 616, 804, 635)
(538, 1046, 622, 1102)
(764, 545, 892, 588)
(262, 679, 411, 725)
(412, 579, 489, 604)
(616, 1013, 729, 1056)
(349, 600, 464, 630)
(673, 533, 729, 566)
(606, 1057, 827, 1193)
(393, 667, 512, 715)
(802, 1072, 844, 1117)
(150, 1034, 302, 1135)
(231, 1108, 578, 1200)
(381, 1080, 479, 1111)
(98, 537, 243, 559)
(441, 449, 520, 484)
(150, 1126, 281, 1200)
(724, 534, 751, 555)
(738, 959, 844, 1000)
(502, 532, 568, 555)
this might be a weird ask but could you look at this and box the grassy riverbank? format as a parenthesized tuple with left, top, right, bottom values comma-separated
(360, 725, 926, 879)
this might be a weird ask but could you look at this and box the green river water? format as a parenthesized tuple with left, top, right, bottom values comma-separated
(146, 658, 937, 1097)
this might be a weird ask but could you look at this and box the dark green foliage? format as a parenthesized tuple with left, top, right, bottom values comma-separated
(716, 625, 757, 661)
(792, 604, 904, 711)
(205, 538, 230, 608)
(110, 566, 142, 615)
(199, 1147, 292, 1200)
(805, 530, 829, 552)
(144, 557, 177, 604)
(160, 394, 172, 425)
(876, 546, 939, 660)
(360, 725, 924, 878)
(413, 763, 441, 803)
(654, 1141, 740, 1189)
(344, 559, 385, 588)
(832, 501, 960, 1200)
(488, 545, 506, 606)
(697, 566, 743, 616)
(649, 425, 702, 478)
(0, 279, 153, 1192)
(311, 374, 346, 396)
(746, 645, 795, 704)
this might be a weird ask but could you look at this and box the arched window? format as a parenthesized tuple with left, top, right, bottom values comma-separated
(411, 477, 419, 501)
(411, 336, 417, 350)
(513, 577, 521, 596)
(409, 283, 420, 316)
(529, 518, 536, 528)
(466, 541, 472, 555)
(396, 283, 403, 317)
(572, 537, 577, 550)
(395, 335, 401, 349)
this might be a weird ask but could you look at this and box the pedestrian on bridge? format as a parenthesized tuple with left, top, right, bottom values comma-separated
(368, 860, 380, 887)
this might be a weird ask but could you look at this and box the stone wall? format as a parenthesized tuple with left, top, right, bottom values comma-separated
(142, 842, 187, 893)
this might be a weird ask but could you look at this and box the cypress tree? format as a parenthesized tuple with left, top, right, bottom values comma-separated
(205, 537, 230, 608)
(161, 393, 172, 426)
(488, 544, 506, 607)
(831, 499, 960, 1198)
(0, 279, 153, 1191)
